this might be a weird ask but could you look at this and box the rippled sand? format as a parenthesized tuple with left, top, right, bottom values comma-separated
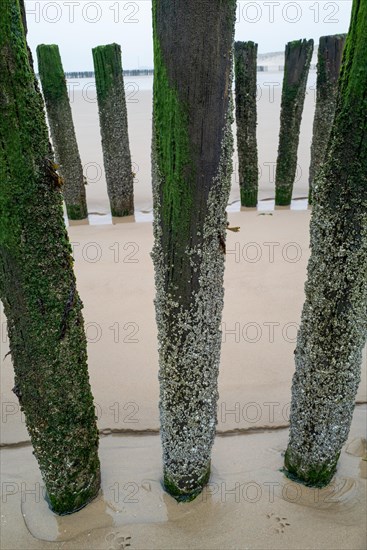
(1, 409, 366, 549)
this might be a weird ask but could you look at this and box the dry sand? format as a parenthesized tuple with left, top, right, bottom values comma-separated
(2, 211, 366, 444)
(1, 212, 366, 549)
(65, 72, 317, 217)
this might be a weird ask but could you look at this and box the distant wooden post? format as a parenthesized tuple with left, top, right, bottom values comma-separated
(234, 41, 259, 207)
(37, 44, 88, 220)
(308, 34, 346, 204)
(275, 39, 314, 206)
(92, 44, 134, 217)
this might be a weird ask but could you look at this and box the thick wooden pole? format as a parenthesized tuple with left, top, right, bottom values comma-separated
(92, 44, 134, 217)
(308, 34, 346, 204)
(0, 0, 100, 514)
(152, 0, 236, 501)
(275, 39, 314, 206)
(285, 0, 367, 487)
(37, 44, 88, 220)
(234, 41, 259, 207)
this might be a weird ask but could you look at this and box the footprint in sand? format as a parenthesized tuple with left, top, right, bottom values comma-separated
(267, 512, 291, 534)
(105, 531, 132, 549)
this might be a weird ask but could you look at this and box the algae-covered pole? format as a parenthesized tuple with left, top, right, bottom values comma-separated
(308, 34, 346, 204)
(37, 44, 88, 220)
(92, 44, 134, 217)
(275, 39, 314, 206)
(152, 0, 236, 501)
(284, 0, 367, 487)
(234, 41, 259, 207)
(0, 0, 100, 514)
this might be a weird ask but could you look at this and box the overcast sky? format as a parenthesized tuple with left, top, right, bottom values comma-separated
(25, 0, 353, 71)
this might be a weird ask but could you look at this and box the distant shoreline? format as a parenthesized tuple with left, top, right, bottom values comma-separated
(46, 50, 319, 78)
(35, 64, 317, 80)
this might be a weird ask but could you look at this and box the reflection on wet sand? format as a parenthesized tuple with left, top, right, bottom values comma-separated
(4, 408, 364, 549)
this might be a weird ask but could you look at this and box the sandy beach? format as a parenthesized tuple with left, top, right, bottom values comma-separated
(1, 211, 366, 549)
(1, 407, 366, 549)
(1, 62, 366, 549)
(65, 70, 317, 217)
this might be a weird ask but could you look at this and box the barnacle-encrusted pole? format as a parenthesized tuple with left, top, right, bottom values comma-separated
(285, 0, 367, 487)
(151, 0, 236, 501)
(308, 34, 346, 204)
(37, 44, 88, 220)
(234, 41, 258, 207)
(275, 39, 314, 206)
(0, 0, 100, 514)
(92, 44, 134, 217)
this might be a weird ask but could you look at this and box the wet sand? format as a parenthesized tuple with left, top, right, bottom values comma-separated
(1, 407, 366, 549)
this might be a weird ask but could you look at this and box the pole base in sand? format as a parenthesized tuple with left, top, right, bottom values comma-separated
(283, 448, 340, 488)
(163, 464, 211, 502)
